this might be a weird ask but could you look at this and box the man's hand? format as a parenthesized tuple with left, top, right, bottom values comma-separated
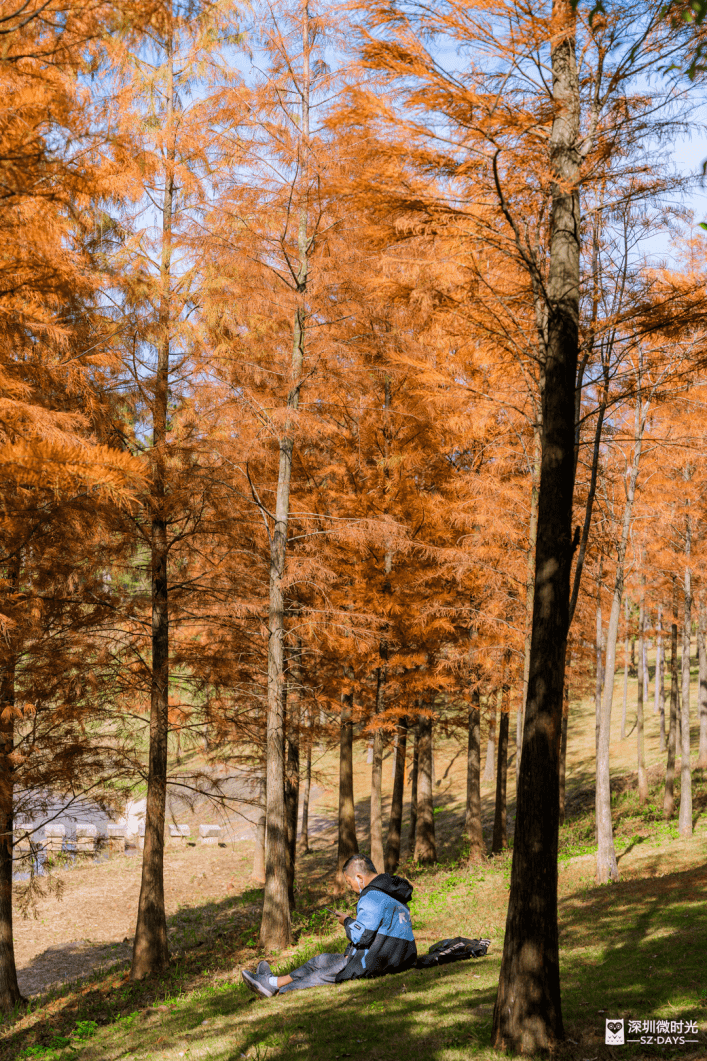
(335, 910, 348, 925)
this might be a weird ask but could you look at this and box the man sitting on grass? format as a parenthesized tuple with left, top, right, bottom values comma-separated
(242, 855, 417, 998)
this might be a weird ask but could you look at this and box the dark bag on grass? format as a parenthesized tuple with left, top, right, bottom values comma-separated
(415, 936, 490, 969)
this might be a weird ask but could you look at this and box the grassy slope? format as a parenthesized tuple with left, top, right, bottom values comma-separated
(3, 661, 707, 1061)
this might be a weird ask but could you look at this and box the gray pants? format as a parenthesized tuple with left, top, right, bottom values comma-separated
(278, 952, 349, 993)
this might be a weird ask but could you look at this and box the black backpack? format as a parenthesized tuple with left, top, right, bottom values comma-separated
(416, 936, 490, 969)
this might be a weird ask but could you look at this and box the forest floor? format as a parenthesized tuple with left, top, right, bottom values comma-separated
(2, 661, 707, 1061)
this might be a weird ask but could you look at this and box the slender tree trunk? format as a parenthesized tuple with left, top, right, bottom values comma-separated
(407, 725, 418, 857)
(655, 605, 663, 715)
(260, 6, 311, 948)
(664, 582, 679, 818)
(336, 688, 358, 888)
(284, 660, 300, 909)
(518, 420, 541, 786)
(132, 48, 174, 978)
(369, 667, 385, 873)
(621, 595, 629, 739)
(0, 553, 23, 1010)
(658, 605, 666, 749)
(252, 772, 266, 883)
(483, 689, 498, 782)
(385, 718, 408, 873)
(698, 597, 707, 770)
(637, 588, 648, 804)
(594, 559, 603, 752)
(558, 680, 569, 827)
(493, 4, 579, 1045)
(298, 709, 311, 856)
(465, 686, 484, 860)
(596, 391, 646, 885)
(414, 714, 436, 864)
(492, 703, 509, 854)
(643, 633, 649, 707)
(679, 519, 693, 837)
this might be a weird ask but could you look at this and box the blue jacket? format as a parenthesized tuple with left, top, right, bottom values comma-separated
(336, 873, 417, 981)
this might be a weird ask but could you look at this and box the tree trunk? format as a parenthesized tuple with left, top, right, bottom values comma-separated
(621, 595, 629, 739)
(663, 583, 679, 818)
(483, 688, 498, 782)
(637, 589, 648, 805)
(284, 667, 300, 909)
(657, 605, 666, 749)
(492, 706, 509, 854)
(407, 725, 418, 857)
(252, 772, 266, 883)
(559, 679, 569, 826)
(336, 689, 358, 888)
(596, 390, 646, 885)
(465, 686, 484, 860)
(594, 559, 603, 752)
(0, 553, 24, 1010)
(369, 667, 385, 873)
(698, 597, 707, 770)
(298, 710, 311, 856)
(493, 3, 579, 1047)
(679, 520, 693, 838)
(260, 5, 312, 949)
(132, 49, 174, 977)
(414, 714, 436, 864)
(385, 717, 408, 873)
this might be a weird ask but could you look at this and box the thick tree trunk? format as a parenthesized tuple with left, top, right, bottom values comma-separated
(0, 553, 23, 1010)
(679, 524, 693, 838)
(663, 585, 679, 819)
(492, 706, 509, 854)
(407, 725, 418, 857)
(369, 667, 385, 873)
(465, 686, 484, 860)
(132, 55, 174, 977)
(252, 772, 266, 883)
(385, 717, 408, 873)
(621, 595, 629, 739)
(492, 3, 579, 1048)
(336, 690, 358, 888)
(698, 598, 707, 770)
(637, 592, 648, 804)
(482, 690, 497, 783)
(298, 710, 311, 856)
(414, 714, 436, 864)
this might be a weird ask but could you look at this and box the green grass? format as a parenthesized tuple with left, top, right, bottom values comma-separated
(3, 681, 707, 1061)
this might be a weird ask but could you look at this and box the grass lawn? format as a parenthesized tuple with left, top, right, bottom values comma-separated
(2, 677, 707, 1060)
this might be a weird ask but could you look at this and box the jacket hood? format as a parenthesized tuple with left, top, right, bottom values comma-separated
(361, 873, 413, 905)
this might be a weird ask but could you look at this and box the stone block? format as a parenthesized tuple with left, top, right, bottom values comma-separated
(107, 824, 126, 855)
(76, 823, 97, 853)
(199, 824, 221, 846)
(169, 824, 190, 846)
(44, 824, 66, 853)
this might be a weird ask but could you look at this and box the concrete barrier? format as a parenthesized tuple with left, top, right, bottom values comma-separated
(44, 824, 66, 854)
(169, 824, 190, 846)
(199, 824, 221, 846)
(76, 823, 97, 853)
(107, 824, 126, 855)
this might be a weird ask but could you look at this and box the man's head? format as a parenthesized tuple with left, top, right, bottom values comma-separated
(342, 854, 378, 895)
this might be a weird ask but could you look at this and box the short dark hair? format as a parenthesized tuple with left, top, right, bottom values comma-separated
(342, 854, 377, 877)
